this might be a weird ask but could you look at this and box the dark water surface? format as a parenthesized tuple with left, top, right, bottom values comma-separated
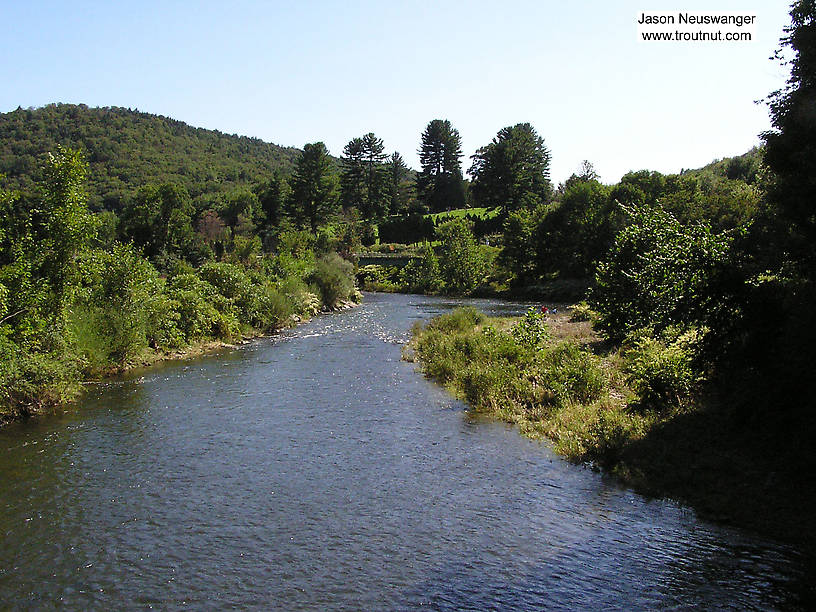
(1, 292, 813, 610)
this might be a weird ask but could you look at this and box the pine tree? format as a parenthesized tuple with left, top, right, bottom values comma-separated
(290, 142, 338, 233)
(341, 133, 388, 220)
(416, 119, 465, 212)
(387, 151, 410, 215)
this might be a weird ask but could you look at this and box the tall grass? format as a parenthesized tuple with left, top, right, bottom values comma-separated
(412, 308, 616, 456)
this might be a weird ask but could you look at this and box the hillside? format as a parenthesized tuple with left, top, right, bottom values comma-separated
(681, 146, 763, 184)
(0, 103, 302, 211)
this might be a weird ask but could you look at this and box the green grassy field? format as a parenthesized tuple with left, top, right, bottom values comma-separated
(425, 207, 501, 221)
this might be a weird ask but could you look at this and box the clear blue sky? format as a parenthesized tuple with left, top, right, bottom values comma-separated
(1, 1, 792, 184)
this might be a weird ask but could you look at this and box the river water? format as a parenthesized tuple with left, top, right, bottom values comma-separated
(1, 292, 813, 610)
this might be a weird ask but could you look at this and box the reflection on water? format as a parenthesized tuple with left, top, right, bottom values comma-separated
(0, 292, 813, 610)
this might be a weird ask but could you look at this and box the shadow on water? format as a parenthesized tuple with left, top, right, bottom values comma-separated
(613, 404, 816, 608)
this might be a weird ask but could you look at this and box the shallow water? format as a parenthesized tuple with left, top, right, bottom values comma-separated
(1, 292, 813, 610)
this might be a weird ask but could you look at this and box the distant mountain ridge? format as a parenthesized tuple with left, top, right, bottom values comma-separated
(0, 103, 303, 210)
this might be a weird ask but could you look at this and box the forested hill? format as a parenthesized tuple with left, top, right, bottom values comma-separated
(682, 146, 763, 184)
(0, 103, 302, 211)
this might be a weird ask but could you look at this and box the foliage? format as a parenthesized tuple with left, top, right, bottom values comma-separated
(416, 119, 465, 212)
(357, 265, 402, 292)
(378, 213, 435, 244)
(436, 218, 488, 294)
(308, 253, 357, 309)
(272, 229, 317, 280)
(536, 178, 619, 278)
(73, 243, 163, 363)
(0, 104, 300, 212)
(425, 306, 484, 333)
(762, 0, 816, 273)
(387, 151, 412, 215)
(413, 308, 604, 417)
(469, 123, 552, 213)
(166, 273, 237, 341)
(290, 142, 339, 232)
(591, 204, 735, 341)
(399, 244, 443, 294)
(120, 182, 205, 266)
(499, 204, 544, 285)
(706, 1, 816, 415)
(0, 148, 97, 346)
(511, 308, 549, 348)
(0, 335, 81, 419)
(341, 133, 389, 219)
(624, 328, 703, 411)
(568, 301, 596, 323)
(254, 171, 290, 240)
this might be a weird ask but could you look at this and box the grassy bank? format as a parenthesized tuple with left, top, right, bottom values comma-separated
(407, 306, 816, 546)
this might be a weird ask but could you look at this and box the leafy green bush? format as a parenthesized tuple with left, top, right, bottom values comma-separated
(436, 218, 488, 295)
(624, 331, 701, 410)
(591, 203, 734, 341)
(198, 262, 257, 324)
(73, 244, 161, 364)
(0, 336, 80, 417)
(569, 301, 596, 322)
(272, 229, 316, 280)
(400, 244, 443, 294)
(358, 265, 401, 292)
(253, 283, 294, 330)
(144, 284, 184, 350)
(167, 273, 232, 340)
(308, 253, 356, 309)
(540, 342, 606, 405)
(68, 305, 118, 372)
(511, 308, 549, 348)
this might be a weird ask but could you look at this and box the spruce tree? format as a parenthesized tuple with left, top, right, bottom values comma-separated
(416, 119, 465, 212)
(290, 142, 337, 233)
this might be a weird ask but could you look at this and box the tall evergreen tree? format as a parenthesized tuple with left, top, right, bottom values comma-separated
(340, 137, 366, 212)
(416, 119, 465, 212)
(361, 132, 388, 219)
(387, 151, 410, 215)
(469, 123, 552, 214)
(340, 133, 388, 220)
(255, 170, 290, 232)
(290, 142, 338, 233)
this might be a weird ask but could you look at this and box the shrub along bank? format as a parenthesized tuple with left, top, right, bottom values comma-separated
(1, 247, 359, 425)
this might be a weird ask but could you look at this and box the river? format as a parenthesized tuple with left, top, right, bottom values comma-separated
(0, 292, 813, 610)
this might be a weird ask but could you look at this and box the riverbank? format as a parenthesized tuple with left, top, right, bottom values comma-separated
(0, 297, 360, 428)
(407, 306, 816, 547)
